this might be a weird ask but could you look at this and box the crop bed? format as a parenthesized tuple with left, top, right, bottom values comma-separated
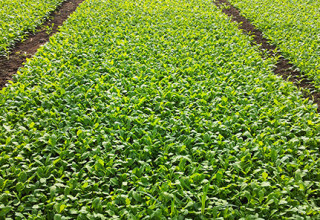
(0, 0, 320, 219)
(0, 0, 65, 55)
(229, 0, 320, 90)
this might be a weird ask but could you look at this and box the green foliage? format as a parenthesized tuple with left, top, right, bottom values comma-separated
(229, 0, 320, 89)
(0, 0, 320, 218)
(0, 0, 65, 55)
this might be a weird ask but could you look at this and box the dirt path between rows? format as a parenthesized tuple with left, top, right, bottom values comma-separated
(214, 0, 320, 112)
(0, 0, 85, 89)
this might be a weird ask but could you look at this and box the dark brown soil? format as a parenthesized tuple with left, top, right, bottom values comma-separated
(214, 0, 320, 112)
(0, 0, 84, 89)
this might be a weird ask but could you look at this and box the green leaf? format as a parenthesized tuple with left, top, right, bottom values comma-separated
(18, 171, 27, 182)
(262, 172, 268, 181)
(54, 214, 62, 220)
(77, 130, 83, 136)
(132, 191, 141, 202)
(0, 206, 11, 217)
(92, 198, 101, 210)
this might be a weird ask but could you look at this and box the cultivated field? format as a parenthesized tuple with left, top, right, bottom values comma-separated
(0, 0, 319, 219)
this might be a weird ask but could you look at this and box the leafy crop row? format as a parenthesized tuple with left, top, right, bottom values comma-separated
(228, 0, 320, 89)
(0, 0, 65, 55)
(1, 0, 320, 218)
